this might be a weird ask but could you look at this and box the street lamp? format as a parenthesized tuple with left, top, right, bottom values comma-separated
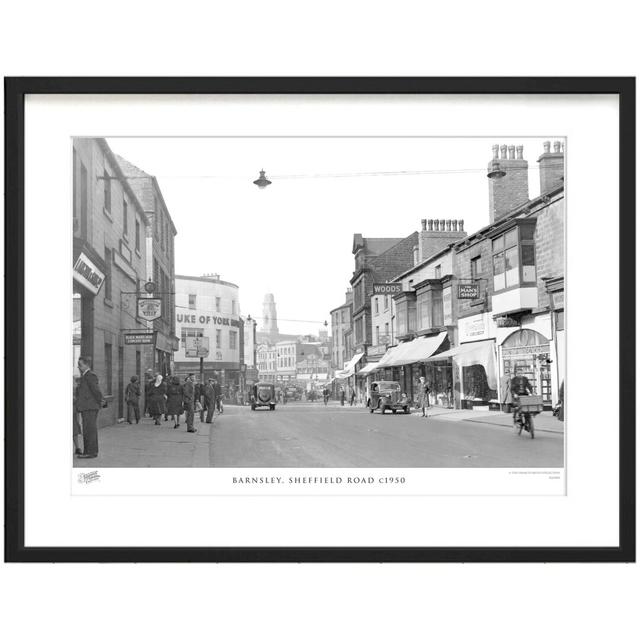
(253, 169, 272, 189)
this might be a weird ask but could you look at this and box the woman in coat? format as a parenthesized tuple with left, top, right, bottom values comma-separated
(147, 374, 167, 425)
(417, 376, 430, 417)
(165, 376, 184, 428)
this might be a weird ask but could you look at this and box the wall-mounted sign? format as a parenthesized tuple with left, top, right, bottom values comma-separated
(124, 331, 156, 345)
(373, 283, 402, 295)
(73, 252, 105, 295)
(185, 336, 209, 358)
(495, 315, 520, 328)
(458, 313, 491, 342)
(458, 284, 480, 299)
(137, 298, 162, 321)
(176, 313, 240, 327)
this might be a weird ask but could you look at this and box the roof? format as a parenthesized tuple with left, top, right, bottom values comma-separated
(370, 231, 419, 283)
(115, 154, 177, 235)
(175, 274, 239, 289)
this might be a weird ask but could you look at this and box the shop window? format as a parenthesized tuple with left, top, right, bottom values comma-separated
(103, 170, 111, 213)
(188, 294, 196, 310)
(492, 222, 536, 291)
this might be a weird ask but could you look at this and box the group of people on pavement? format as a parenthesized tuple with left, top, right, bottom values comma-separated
(73, 356, 225, 459)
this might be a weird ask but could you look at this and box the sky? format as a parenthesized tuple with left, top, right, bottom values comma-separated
(106, 137, 552, 336)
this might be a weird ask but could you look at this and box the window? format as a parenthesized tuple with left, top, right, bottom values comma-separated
(384, 322, 389, 340)
(471, 256, 481, 280)
(188, 294, 197, 310)
(432, 289, 443, 327)
(232, 300, 236, 315)
(180, 327, 204, 347)
(384, 295, 388, 310)
(375, 297, 379, 314)
(135, 220, 140, 251)
(341, 309, 346, 323)
(216, 329, 221, 348)
(418, 297, 430, 329)
(492, 222, 536, 291)
(80, 163, 88, 239)
(103, 170, 111, 213)
(154, 198, 159, 239)
(434, 265, 442, 279)
(104, 342, 112, 395)
(104, 248, 112, 300)
(123, 199, 128, 236)
(215, 297, 221, 312)
(229, 331, 237, 350)
(375, 325, 380, 344)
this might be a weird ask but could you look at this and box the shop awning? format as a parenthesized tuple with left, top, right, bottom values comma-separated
(334, 352, 364, 379)
(356, 362, 379, 376)
(363, 332, 449, 371)
(425, 340, 497, 389)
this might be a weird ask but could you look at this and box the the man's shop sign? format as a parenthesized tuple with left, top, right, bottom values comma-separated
(137, 298, 163, 321)
(457, 284, 480, 299)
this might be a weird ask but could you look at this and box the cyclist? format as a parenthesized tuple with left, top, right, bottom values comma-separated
(510, 367, 533, 428)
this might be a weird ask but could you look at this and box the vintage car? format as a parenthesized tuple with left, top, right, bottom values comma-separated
(368, 380, 410, 414)
(251, 383, 277, 411)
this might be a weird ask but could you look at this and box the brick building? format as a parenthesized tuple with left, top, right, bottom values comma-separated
(115, 155, 180, 377)
(329, 288, 353, 372)
(73, 138, 150, 427)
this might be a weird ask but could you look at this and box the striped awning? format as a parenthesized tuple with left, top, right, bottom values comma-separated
(368, 332, 449, 370)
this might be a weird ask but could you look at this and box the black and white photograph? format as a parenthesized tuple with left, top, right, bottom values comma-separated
(72, 136, 566, 473)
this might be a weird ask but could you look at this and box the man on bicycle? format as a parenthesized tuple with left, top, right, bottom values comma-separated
(510, 367, 533, 426)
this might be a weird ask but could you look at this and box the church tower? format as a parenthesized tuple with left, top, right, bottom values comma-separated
(261, 293, 279, 338)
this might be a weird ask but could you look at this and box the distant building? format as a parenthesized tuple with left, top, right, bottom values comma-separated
(173, 274, 242, 387)
(330, 289, 353, 371)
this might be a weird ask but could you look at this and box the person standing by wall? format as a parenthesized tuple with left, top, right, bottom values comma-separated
(73, 375, 83, 455)
(182, 372, 196, 433)
(76, 356, 106, 458)
(418, 376, 430, 418)
(125, 375, 141, 424)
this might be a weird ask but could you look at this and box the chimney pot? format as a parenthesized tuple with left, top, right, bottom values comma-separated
(440, 219, 446, 231)
(543, 141, 551, 154)
(500, 145, 507, 159)
(492, 144, 499, 159)
(553, 141, 561, 153)
(445, 219, 452, 231)
(428, 219, 433, 231)
(458, 219, 464, 231)
(508, 145, 515, 159)
(452, 220, 458, 231)
(433, 219, 439, 231)
(516, 145, 524, 159)
(421, 219, 427, 230)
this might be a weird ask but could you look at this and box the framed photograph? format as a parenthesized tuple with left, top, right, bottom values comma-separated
(5, 77, 635, 562)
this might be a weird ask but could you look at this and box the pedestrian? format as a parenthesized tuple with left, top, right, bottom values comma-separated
(183, 372, 197, 433)
(75, 356, 106, 458)
(350, 386, 356, 406)
(340, 386, 346, 406)
(147, 373, 167, 425)
(125, 375, 141, 424)
(418, 376, 430, 417)
(143, 369, 154, 416)
(166, 375, 184, 428)
(72, 375, 83, 455)
(203, 378, 216, 423)
(214, 377, 224, 414)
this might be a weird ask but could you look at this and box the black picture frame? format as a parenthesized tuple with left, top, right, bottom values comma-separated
(4, 77, 635, 563)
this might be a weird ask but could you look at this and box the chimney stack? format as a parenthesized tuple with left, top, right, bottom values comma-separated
(538, 139, 565, 193)
(418, 218, 467, 262)
(487, 142, 530, 224)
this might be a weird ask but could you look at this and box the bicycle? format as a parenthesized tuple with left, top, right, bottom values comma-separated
(512, 394, 542, 439)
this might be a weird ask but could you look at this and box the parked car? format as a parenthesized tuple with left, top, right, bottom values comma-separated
(368, 380, 410, 414)
(251, 383, 277, 411)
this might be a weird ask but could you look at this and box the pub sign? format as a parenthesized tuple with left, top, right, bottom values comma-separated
(137, 297, 163, 321)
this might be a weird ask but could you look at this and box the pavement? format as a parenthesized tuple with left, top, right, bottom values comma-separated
(75, 401, 564, 468)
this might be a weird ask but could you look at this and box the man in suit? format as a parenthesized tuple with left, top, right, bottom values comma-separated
(183, 372, 197, 433)
(203, 378, 216, 423)
(76, 356, 106, 458)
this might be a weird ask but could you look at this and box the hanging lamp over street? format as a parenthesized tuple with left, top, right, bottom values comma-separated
(253, 169, 272, 189)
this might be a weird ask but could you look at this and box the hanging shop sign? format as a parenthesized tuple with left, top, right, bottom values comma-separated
(457, 284, 480, 299)
(137, 297, 163, 321)
(124, 330, 156, 346)
(185, 336, 210, 358)
(73, 252, 105, 295)
(373, 283, 402, 295)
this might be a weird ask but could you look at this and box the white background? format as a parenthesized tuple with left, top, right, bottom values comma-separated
(1, 2, 638, 640)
